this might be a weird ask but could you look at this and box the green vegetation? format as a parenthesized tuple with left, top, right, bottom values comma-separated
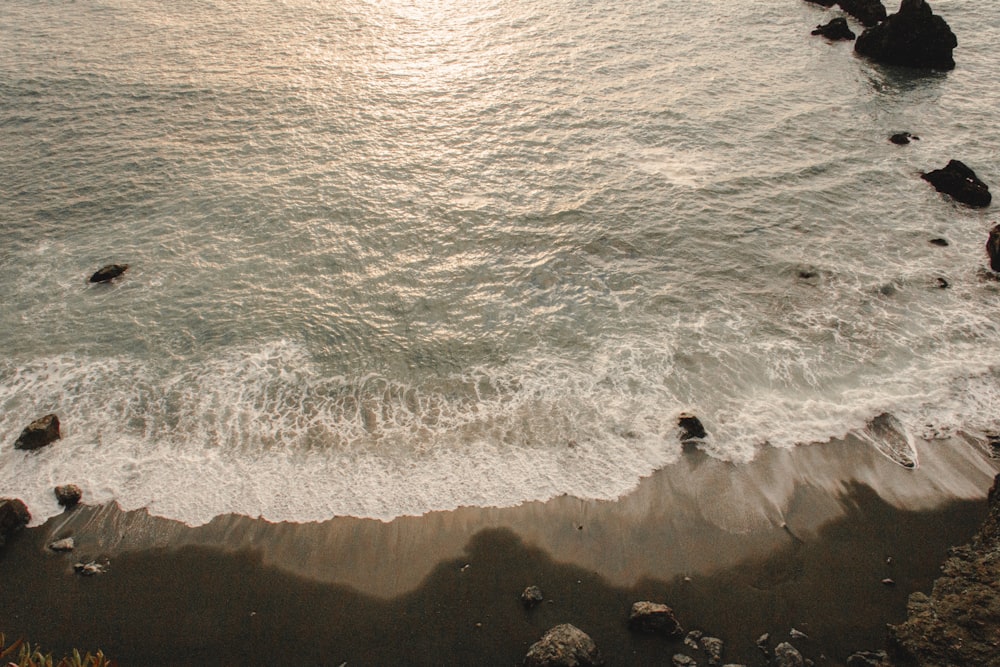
(0, 634, 112, 667)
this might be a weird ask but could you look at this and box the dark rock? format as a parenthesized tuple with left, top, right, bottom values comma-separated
(628, 601, 685, 638)
(701, 636, 724, 665)
(890, 132, 919, 144)
(89, 264, 129, 283)
(846, 650, 888, 667)
(774, 642, 805, 667)
(804, 0, 837, 6)
(935, 277, 949, 289)
(524, 624, 604, 667)
(678, 413, 707, 441)
(887, 473, 1000, 666)
(921, 160, 991, 208)
(812, 17, 856, 41)
(839, 0, 887, 27)
(855, 0, 957, 70)
(0, 498, 31, 548)
(987, 224, 1000, 272)
(49, 537, 75, 552)
(74, 561, 107, 576)
(13, 414, 61, 451)
(521, 585, 544, 609)
(54, 484, 82, 509)
(928, 237, 948, 246)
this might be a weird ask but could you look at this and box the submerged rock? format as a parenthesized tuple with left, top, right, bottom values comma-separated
(13, 414, 61, 451)
(0, 498, 31, 548)
(812, 17, 856, 40)
(524, 624, 604, 667)
(987, 224, 1000, 272)
(890, 132, 918, 144)
(54, 484, 83, 509)
(839, 0, 887, 27)
(921, 160, 991, 208)
(678, 413, 707, 441)
(855, 0, 957, 70)
(89, 263, 129, 283)
(628, 601, 685, 638)
(928, 237, 948, 246)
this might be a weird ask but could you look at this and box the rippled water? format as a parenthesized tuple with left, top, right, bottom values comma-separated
(2, 0, 999, 524)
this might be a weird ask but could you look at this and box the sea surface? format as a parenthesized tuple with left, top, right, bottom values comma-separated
(2, 0, 999, 525)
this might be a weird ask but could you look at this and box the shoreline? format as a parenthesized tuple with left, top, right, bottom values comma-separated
(2, 434, 998, 665)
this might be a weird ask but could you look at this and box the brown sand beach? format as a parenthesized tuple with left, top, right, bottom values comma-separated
(2, 433, 998, 666)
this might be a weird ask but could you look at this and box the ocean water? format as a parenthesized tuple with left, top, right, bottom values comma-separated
(2, 0, 999, 525)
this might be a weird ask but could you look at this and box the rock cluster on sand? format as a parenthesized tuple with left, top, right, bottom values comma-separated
(0, 498, 31, 548)
(524, 624, 604, 667)
(13, 414, 61, 450)
(921, 160, 992, 208)
(854, 0, 957, 70)
(886, 473, 1000, 666)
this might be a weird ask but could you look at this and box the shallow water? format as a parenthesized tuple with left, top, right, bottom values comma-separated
(2, 0, 999, 524)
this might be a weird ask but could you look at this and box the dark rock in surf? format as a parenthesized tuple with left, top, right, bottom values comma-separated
(13, 414, 61, 451)
(928, 238, 948, 246)
(678, 413, 707, 441)
(0, 498, 30, 548)
(524, 624, 604, 667)
(812, 18, 856, 40)
(890, 132, 918, 144)
(521, 585, 544, 609)
(628, 601, 685, 638)
(935, 277, 949, 289)
(804, 0, 837, 7)
(921, 160, 991, 208)
(987, 224, 1000, 272)
(855, 0, 957, 70)
(54, 484, 82, 509)
(839, 0, 887, 27)
(89, 264, 129, 283)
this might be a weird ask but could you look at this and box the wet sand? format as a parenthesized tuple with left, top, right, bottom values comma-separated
(2, 434, 998, 665)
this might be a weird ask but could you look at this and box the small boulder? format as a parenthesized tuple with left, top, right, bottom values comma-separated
(672, 656, 697, 667)
(628, 601, 685, 638)
(684, 630, 703, 649)
(701, 636, 724, 666)
(890, 132, 919, 144)
(74, 561, 106, 577)
(678, 413, 707, 441)
(987, 224, 1000, 272)
(855, 0, 957, 70)
(921, 160, 991, 208)
(839, 0, 887, 27)
(524, 624, 604, 667)
(847, 650, 888, 666)
(812, 18, 856, 40)
(13, 414, 61, 451)
(54, 484, 82, 509)
(89, 264, 129, 283)
(0, 498, 31, 547)
(521, 585, 545, 609)
(775, 642, 805, 667)
(49, 537, 76, 552)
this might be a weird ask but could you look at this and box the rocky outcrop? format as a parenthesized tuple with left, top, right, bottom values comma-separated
(854, 0, 957, 70)
(13, 414, 61, 450)
(921, 160, 991, 208)
(678, 414, 707, 441)
(55, 484, 83, 509)
(0, 498, 30, 547)
(886, 473, 1000, 666)
(839, 0, 887, 27)
(628, 601, 685, 638)
(987, 225, 1000, 273)
(812, 17, 856, 40)
(524, 624, 604, 667)
(89, 264, 129, 283)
